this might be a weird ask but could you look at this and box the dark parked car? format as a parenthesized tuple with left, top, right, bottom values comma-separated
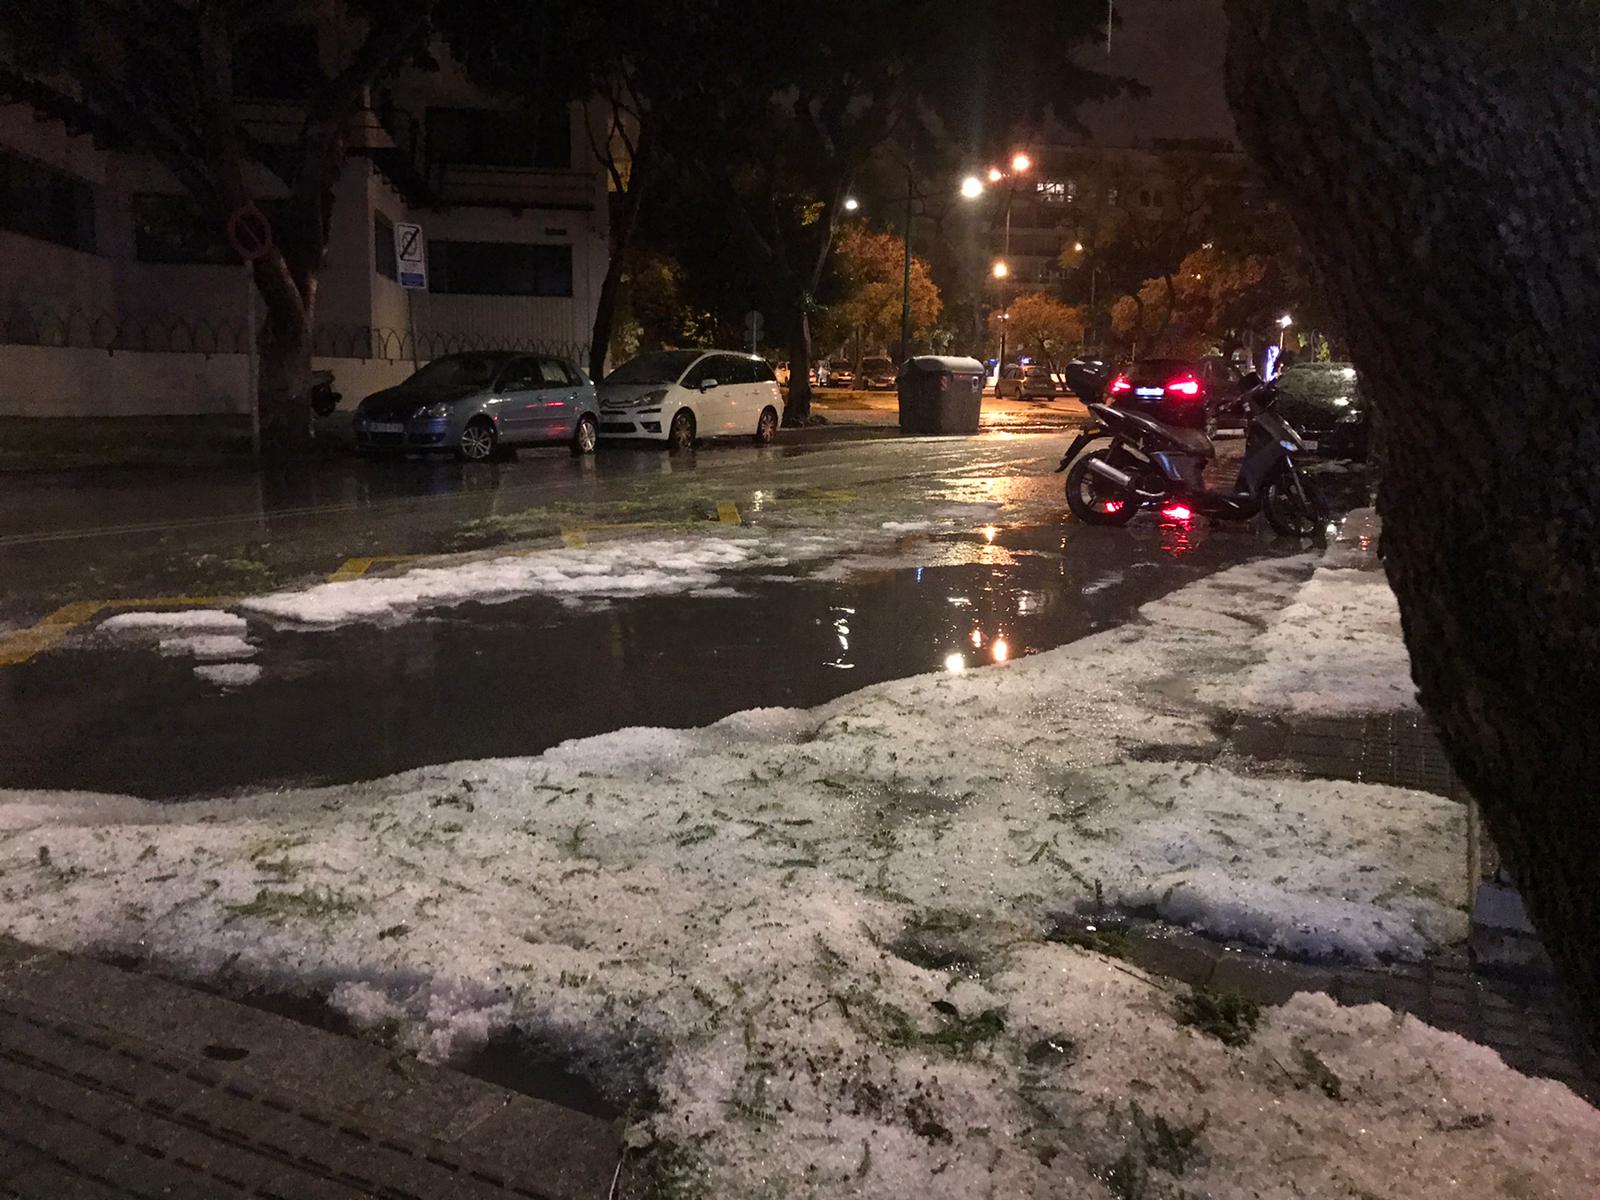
(1104, 356, 1246, 435)
(859, 356, 898, 390)
(354, 352, 600, 461)
(1250, 362, 1371, 461)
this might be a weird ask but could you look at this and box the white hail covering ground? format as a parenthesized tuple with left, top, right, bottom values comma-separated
(1215, 561, 1417, 716)
(100, 610, 248, 634)
(241, 505, 1002, 627)
(4, 554, 1587, 1196)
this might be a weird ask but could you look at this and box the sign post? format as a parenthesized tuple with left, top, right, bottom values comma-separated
(743, 310, 764, 355)
(394, 222, 428, 372)
(226, 204, 275, 456)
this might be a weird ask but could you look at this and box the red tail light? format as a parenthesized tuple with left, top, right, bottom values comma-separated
(1167, 375, 1203, 398)
(1108, 374, 1132, 395)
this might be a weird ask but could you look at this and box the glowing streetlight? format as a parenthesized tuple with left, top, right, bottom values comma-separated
(1073, 241, 1085, 253)
(992, 639, 1011, 664)
(944, 653, 967, 675)
(988, 166, 1005, 183)
(960, 175, 985, 200)
(992, 261, 1010, 279)
(1011, 152, 1032, 173)
(843, 197, 860, 212)
(1278, 314, 1294, 328)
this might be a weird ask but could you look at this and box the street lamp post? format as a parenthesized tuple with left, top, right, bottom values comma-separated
(962, 154, 1032, 379)
(900, 166, 915, 363)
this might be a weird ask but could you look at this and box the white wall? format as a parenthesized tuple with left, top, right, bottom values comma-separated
(0, 346, 419, 417)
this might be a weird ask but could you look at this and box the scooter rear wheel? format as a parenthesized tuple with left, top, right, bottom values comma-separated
(1066, 450, 1141, 526)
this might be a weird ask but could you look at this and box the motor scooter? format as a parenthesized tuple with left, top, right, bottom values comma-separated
(1056, 373, 1328, 537)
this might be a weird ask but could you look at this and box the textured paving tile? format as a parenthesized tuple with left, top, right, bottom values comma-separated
(0, 939, 622, 1200)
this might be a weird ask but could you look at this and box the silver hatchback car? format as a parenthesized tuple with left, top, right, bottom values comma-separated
(354, 352, 601, 461)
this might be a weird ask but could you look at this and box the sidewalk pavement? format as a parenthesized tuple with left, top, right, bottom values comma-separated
(0, 938, 623, 1199)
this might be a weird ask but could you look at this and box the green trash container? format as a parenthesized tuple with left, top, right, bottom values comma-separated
(897, 356, 985, 435)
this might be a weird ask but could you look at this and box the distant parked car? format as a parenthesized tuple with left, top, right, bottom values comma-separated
(995, 364, 1060, 400)
(598, 349, 783, 452)
(354, 352, 600, 461)
(817, 359, 855, 388)
(859, 356, 898, 390)
(1104, 355, 1246, 436)
(1251, 362, 1371, 461)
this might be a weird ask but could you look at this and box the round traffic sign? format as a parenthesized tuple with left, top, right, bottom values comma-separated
(226, 203, 275, 264)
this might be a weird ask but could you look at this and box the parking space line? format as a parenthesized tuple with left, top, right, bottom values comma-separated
(560, 529, 589, 548)
(716, 501, 742, 526)
(327, 556, 423, 582)
(0, 594, 236, 668)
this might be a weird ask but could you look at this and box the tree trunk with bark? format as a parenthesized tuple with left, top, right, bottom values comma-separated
(587, 125, 654, 381)
(1225, 0, 1600, 1050)
(785, 308, 815, 423)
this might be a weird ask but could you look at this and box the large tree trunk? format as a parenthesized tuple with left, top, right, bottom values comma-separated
(1225, 1, 1600, 1050)
(784, 308, 815, 424)
(589, 137, 654, 381)
(252, 252, 316, 457)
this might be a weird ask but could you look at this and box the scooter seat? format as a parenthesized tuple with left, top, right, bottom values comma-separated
(1089, 403, 1215, 458)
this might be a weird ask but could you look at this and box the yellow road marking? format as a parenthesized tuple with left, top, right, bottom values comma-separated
(328, 555, 424, 581)
(716, 501, 742, 526)
(0, 595, 236, 668)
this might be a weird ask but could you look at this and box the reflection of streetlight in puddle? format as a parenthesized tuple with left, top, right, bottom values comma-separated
(983, 525, 998, 543)
(970, 628, 984, 648)
(944, 653, 967, 675)
(826, 606, 856, 670)
(992, 639, 1010, 663)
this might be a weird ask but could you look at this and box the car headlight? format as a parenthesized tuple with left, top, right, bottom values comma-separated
(1337, 410, 1366, 425)
(417, 402, 451, 419)
(1280, 439, 1302, 452)
(640, 388, 669, 408)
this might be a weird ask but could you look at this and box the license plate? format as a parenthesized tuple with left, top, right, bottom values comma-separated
(1301, 439, 1319, 450)
(369, 422, 404, 434)
(1135, 387, 1164, 397)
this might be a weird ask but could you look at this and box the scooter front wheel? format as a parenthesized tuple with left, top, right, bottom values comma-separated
(1262, 465, 1329, 538)
(1066, 450, 1141, 526)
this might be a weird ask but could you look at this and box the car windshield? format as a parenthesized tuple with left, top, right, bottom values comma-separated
(405, 354, 504, 394)
(862, 358, 893, 371)
(830, 360, 850, 370)
(604, 350, 702, 385)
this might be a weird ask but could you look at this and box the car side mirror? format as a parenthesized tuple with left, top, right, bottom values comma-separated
(699, 379, 719, 392)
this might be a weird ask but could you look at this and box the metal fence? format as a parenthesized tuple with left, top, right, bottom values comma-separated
(0, 301, 590, 366)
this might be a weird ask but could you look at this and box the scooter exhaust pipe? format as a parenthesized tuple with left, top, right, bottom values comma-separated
(1085, 458, 1135, 489)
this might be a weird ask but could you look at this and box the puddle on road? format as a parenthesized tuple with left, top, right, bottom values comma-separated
(1, 517, 1296, 799)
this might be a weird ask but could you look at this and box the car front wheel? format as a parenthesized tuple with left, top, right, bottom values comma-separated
(456, 418, 496, 463)
(667, 409, 696, 453)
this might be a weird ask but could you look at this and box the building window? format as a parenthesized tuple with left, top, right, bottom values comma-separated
(234, 24, 322, 101)
(428, 240, 574, 297)
(374, 212, 397, 280)
(427, 106, 572, 171)
(1037, 180, 1066, 204)
(132, 194, 234, 264)
(0, 149, 96, 252)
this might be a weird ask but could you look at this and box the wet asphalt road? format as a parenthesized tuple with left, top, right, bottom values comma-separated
(0, 429, 1366, 798)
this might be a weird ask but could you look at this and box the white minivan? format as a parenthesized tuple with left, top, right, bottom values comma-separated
(598, 350, 783, 451)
